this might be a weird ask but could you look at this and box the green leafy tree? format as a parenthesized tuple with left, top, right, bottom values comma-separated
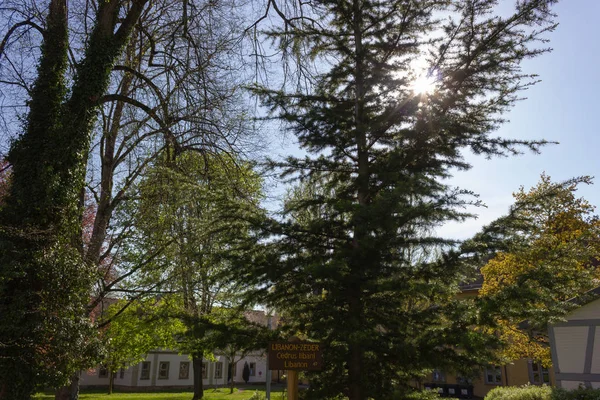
(247, 1, 559, 399)
(203, 308, 275, 393)
(100, 299, 184, 394)
(119, 151, 264, 399)
(478, 175, 600, 366)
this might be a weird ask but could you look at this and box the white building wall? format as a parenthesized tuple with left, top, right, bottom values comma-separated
(80, 368, 110, 386)
(230, 354, 268, 384)
(554, 326, 588, 374)
(566, 298, 600, 320)
(561, 381, 585, 390)
(81, 351, 268, 388)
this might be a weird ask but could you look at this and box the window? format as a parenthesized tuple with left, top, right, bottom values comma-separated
(232, 363, 237, 377)
(179, 362, 190, 379)
(140, 361, 151, 380)
(215, 362, 223, 379)
(158, 361, 170, 379)
(485, 366, 502, 385)
(99, 366, 108, 378)
(249, 362, 256, 376)
(529, 361, 550, 385)
(456, 375, 472, 385)
(202, 362, 208, 379)
(432, 369, 446, 383)
(119, 368, 124, 379)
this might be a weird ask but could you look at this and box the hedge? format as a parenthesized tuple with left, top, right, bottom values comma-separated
(486, 385, 600, 400)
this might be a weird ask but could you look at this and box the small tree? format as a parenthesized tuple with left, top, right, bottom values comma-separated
(100, 299, 183, 394)
(203, 308, 275, 393)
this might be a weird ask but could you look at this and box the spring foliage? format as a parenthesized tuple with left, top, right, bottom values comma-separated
(480, 175, 600, 365)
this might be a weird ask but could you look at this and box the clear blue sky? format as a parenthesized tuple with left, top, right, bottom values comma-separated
(267, 2, 600, 240)
(440, 1, 600, 238)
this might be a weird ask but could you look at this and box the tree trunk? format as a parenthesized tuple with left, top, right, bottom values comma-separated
(109, 370, 114, 394)
(54, 373, 79, 400)
(0, 0, 148, 397)
(229, 362, 236, 394)
(192, 355, 204, 400)
(348, 0, 366, 397)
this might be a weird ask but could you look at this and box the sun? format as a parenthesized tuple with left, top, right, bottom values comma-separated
(411, 72, 437, 95)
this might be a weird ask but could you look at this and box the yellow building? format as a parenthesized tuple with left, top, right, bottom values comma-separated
(423, 359, 555, 398)
(419, 282, 556, 398)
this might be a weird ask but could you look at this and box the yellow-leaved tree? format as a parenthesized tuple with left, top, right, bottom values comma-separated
(479, 174, 600, 366)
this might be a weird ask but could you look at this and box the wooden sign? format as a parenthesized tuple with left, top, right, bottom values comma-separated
(268, 341, 323, 371)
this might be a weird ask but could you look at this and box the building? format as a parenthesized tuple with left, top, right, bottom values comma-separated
(549, 287, 600, 389)
(81, 309, 280, 389)
(80, 349, 270, 389)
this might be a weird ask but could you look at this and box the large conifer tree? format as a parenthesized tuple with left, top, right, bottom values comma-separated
(250, 1, 558, 399)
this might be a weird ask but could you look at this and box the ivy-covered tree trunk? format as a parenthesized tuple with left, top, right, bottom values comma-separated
(0, 0, 148, 398)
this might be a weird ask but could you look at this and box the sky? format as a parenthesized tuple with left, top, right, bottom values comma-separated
(267, 1, 600, 240)
(437, 1, 600, 239)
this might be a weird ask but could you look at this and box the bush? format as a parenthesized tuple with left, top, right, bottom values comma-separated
(485, 385, 553, 400)
(485, 385, 600, 400)
(552, 387, 600, 400)
(248, 391, 265, 400)
(391, 389, 445, 400)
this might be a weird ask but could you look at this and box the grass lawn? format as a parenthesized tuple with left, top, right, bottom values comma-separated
(34, 386, 286, 400)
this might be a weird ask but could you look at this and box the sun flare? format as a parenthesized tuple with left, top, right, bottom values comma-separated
(411, 73, 437, 95)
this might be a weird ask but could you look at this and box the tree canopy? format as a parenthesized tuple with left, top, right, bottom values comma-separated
(479, 174, 600, 365)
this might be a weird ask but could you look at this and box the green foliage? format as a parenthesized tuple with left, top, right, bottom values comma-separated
(486, 385, 553, 400)
(552, 387, 600, 400)
(248, 391, 266, 400)
(477, 175, 600, 365)
(401, 390, 447, 400)
(485, 385, 600, 400)
(100, 299, 184, 375)
(203, 307, 275, 360)
(247, 0, 559, 399)
(115, 150, 265, 398)
(0, 0, 146, 396)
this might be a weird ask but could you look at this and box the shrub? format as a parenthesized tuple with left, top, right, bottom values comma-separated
(248, 391, 266, 400)
(485, 385, 600, 400)
(392, 389, 445, 400)
(486, 385, 553, 400)
(552, 387, 600, 400)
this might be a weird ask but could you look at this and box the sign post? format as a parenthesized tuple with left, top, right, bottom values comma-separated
(266, 315, 272, 400)
(268, 340, 322, 400)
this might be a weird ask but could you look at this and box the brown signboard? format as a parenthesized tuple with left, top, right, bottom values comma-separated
(268, 341, 323, 371)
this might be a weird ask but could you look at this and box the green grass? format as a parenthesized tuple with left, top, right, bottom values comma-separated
(34, 386, 286, 400)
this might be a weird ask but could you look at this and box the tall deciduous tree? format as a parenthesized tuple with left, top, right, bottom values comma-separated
(0, 0, 147, 398)
(247, 1, 558, 399)
(479, 174, 600, 365)
(120, 151, 264, 399)
(0, 0, 261, 397)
